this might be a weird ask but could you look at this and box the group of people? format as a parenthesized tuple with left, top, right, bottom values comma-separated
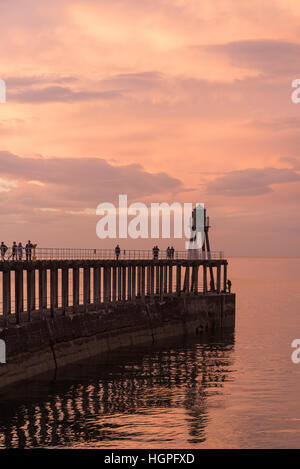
(0, 240, 35, 261)
(114, 245, 176, 260)
(166, 246, 175, 259)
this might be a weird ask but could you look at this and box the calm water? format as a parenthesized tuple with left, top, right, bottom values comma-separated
(0, 257, 299, 449)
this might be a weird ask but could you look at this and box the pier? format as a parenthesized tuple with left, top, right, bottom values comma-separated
(0, 255, 228, 327)
(0, 249, 235, 391)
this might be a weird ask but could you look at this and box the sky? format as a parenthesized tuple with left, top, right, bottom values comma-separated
(0, 0, 300, 256)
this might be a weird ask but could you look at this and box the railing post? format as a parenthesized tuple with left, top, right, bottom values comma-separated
(176, 264, 181, 295)
(62, 267, 69, 315)
(15, 268, 23, 324)
(73, 267, 79, 310)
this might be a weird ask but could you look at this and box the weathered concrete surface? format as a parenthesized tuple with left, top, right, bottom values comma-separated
(0, 293, 235, 391)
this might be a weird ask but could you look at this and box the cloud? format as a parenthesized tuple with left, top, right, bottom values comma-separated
(0, 151, 187, 208)
(199, 40, 300, 76)
(9, 85, 122, 103)
(206, 167, 300, 196)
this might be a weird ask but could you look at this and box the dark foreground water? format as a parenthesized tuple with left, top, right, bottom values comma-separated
(0, 258, 299, 449)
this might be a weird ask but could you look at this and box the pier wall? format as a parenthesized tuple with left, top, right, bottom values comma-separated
(0, 292, 235, 390)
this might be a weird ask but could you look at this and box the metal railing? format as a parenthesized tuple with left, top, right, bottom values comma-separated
(0, 247, 224, 261)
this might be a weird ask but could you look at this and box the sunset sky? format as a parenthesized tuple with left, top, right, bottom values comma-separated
(1, 0, 300, 256)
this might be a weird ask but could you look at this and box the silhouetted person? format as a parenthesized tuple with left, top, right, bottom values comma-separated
(0, 242, 8, 261)
(153, 245, 159, 260)
(227, 279, 232, 293)
(166, 246, 171, 258)
(17, 242, 23, 261)
(115, 244, 121, 260)
(170, 246, 175, 259)
(12, 241, 17, 260)
(25, 240, 34, 261)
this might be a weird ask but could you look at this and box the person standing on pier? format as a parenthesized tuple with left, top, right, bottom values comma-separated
(227, 279, 232, 293)
(17, 242, 23, 261)
(170, 246, 175, 259)
(11, 241, 17, 260)
(0, 242, 8, 261)
(152, 245, 160, 260)
(115, 244, 121, 260)
(25, 240, 34, 261)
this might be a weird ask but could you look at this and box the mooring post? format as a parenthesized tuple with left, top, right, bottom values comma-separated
(141, 265, 145, 302)
(127, 264, 131, 300)
(73, 267, 79, 310)
(15, 268, 23, 324)
(155, 265, 159, 295)
(203, 264, 207, 293)
(27, 268, 36, 320)
(107, 266, 111, 302)
(176, 264, 181, 296)
(2, 270, 10, 327)
(112, 266, 117, 303)
(118, 266, 122, 301)
(50, 267, 58, 317)
(38, 267, 47, 314)
(194, 265, 199, 293)
(93, 267, 100, 304)
(150, 264, 154, 299)
(131, 265, 136, 301)
(164, 264, 168, 293)
(83, 266, 90, 310)
(216, 264, 221, 294)
(159, 264, 164, 301)
(62, 267, 69, 315)
(137, 266, 141, 298)
(147, 265, 151, 296)
(122, 265, 126, 301)
(223, 262, 227, 293)
(168, 265, 173, 294)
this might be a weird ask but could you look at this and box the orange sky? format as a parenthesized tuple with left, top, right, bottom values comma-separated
(1, 0, 300, 256)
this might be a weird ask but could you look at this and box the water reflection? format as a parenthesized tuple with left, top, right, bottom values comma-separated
(0, 330, 235, 448)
